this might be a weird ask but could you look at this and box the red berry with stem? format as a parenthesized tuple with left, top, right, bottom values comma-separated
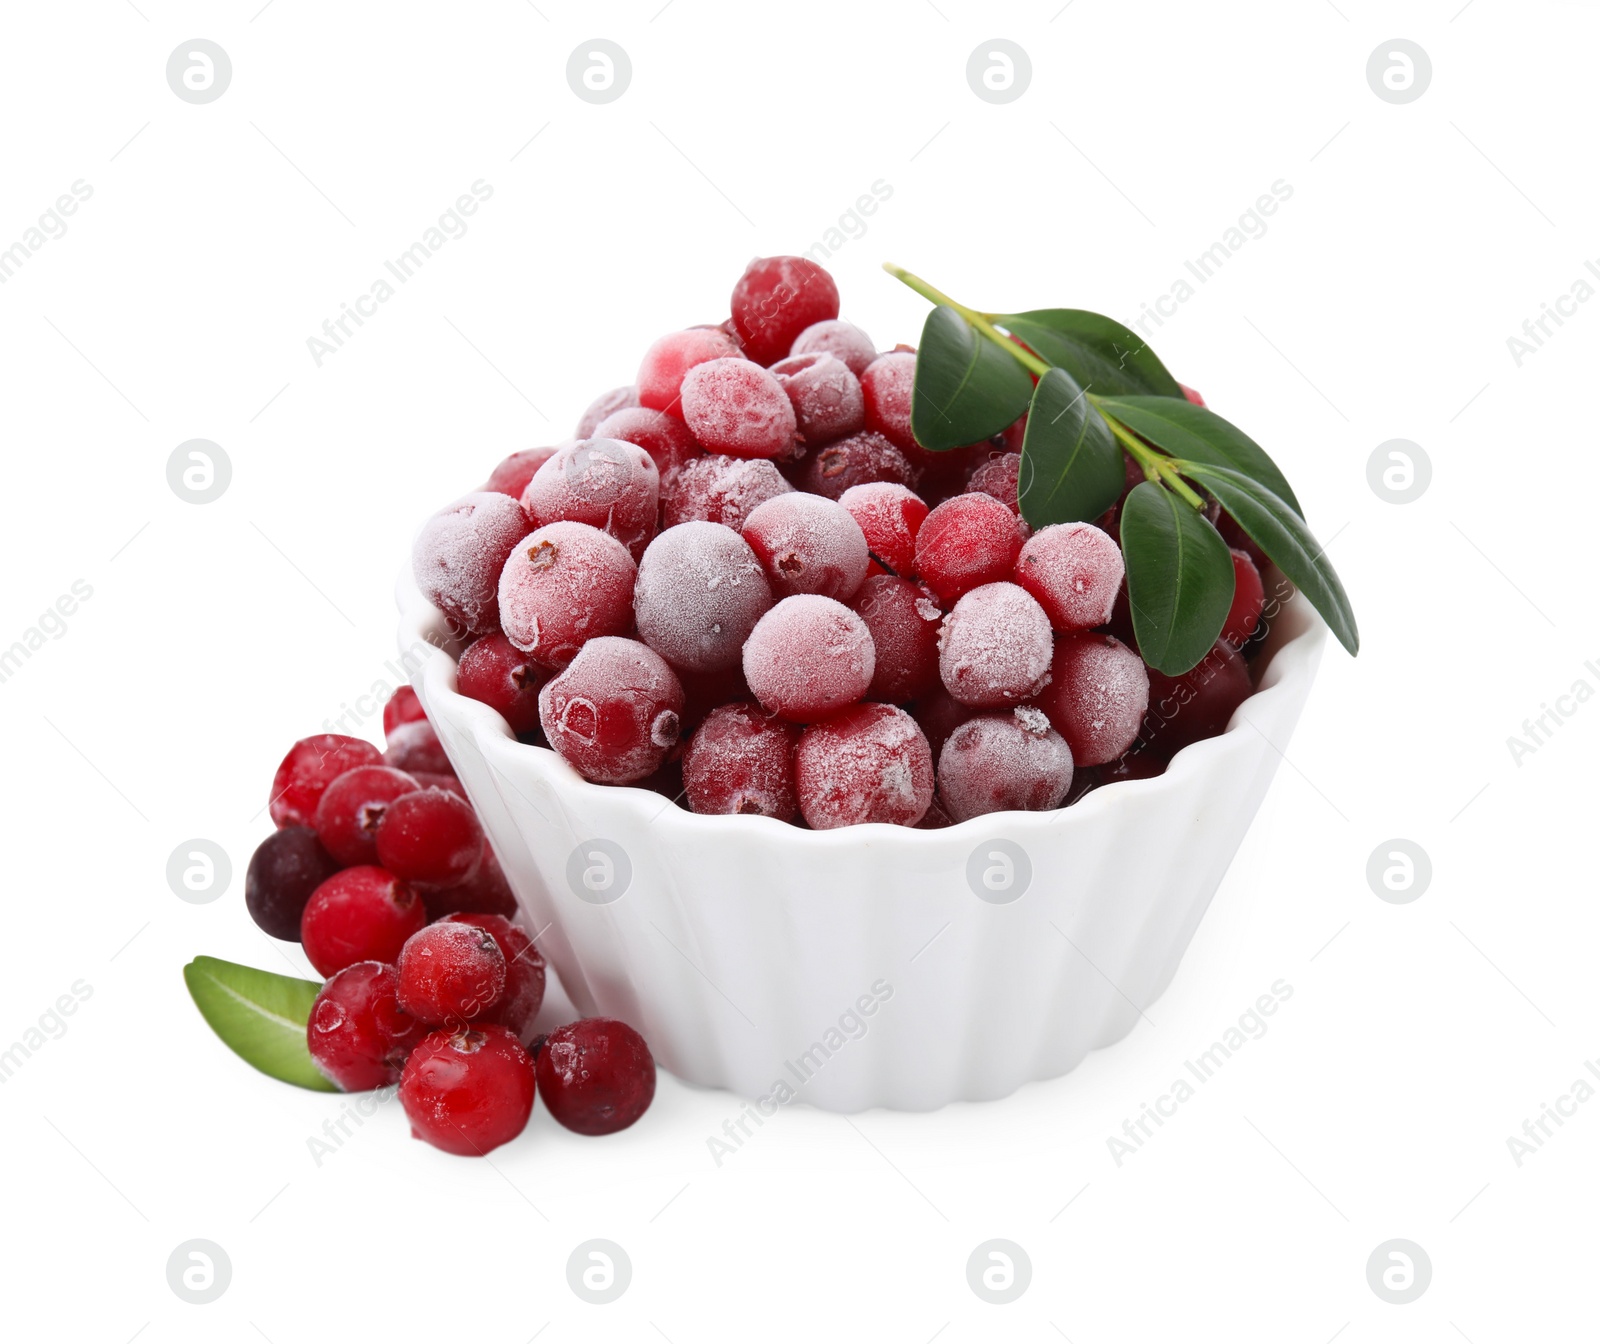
(729, 255, 840, 367)
(375, 787, 484, 892)
(301, 865, 427, 978)
(938, 581, 1053, 708)
(795, 702, 934, 829)
(860, 352, 917, 454)
(307, 962, 428, 1092)
(681, 701, 800, 819)
(576, 384, 640, 438)
(662, 453, 792, 530)
(769, 352, 864, 446)
(1221, 548, 1266, 648)
(1014, 521, 1125, 632)
(742, 492, 869, 602)
(680, 358, 799, 460)
(634, 521, 772, 673)
(743, 594, 875, 722)
(314, 765, 421, 867)
(534, 1018, 657, 1136)
(484, 446, 558, 500)
(497, 521, 637, 669)
(400, 1025, 536, 1156)
(936, 708, 1074, 822)
(593, 407, 702, 481)
(456, 634, 546, 736)
(839, 482, 929, 578)
(637, 328, 742, 416)
(790, 318, 877, 377)
(797, 430, 916, 500)
(914, 492, 1026, 605)
(269, 734, 383, 829)
(383, 686, 427, 738)
(383, 719, 452, 776)
(851, 575, 942, 703)
(538, 636, 685, 784)
(412, 491, 532, 637)
(1031, 633, 1150, 767)
(444, 913, 546, 1043)
(397, 920, 506, 1025)
(245, 825, 340, 941)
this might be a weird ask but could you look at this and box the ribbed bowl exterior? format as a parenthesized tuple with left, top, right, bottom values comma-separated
(397, 570, 1326, 1112)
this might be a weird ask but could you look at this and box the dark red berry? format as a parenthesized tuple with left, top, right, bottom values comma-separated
(445, 913, 545, 1043)
(797, 429, 916, 500)
(1141, 640, 1252, 756)
(936, 708, 1074, 822)
(313, 765, 420, 867)
(457, 634, 546, 736)
(301, 866, 427, 978)
(424, 846, 519, 921)
(851, 575, 941, 703)
(375, 787, 484, 891)
(245, 825, 340, 942)
(1221, 548, 1266, 649)
(729, 255, 840, 367)
(382, 686, 427, 738)
(397, 921, 506, 1024)
(383, 720, 452, 776)
(1032, 633, 1149, 767)
(593, 406, 702, 480)
(534, 1018, 656, 1136)
(400, 1025, 536, 1156)
(410, 770, 466, 799)
(269, 734, 383, 830)
(681, 701, 800, 819)
(840, 482, 928, 578)
(307, 962, 427, 1091)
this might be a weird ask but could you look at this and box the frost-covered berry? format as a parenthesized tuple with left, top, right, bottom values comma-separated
(851, 575, 942, 703)
(840, 482, 929, 578)
(397, 920, 506, 1025)
(937, 708, 1074, 822)
(790, 318, 877, 377)
(576, 384, 639, 438)
(680, 358, 799, 460)
(861, 351, 917, 454)
(538, 636, 685, 784)
(1032, 632, 1151, 766)
(1014, 521, 1124, 632)
(593, 406, 702, 481)
(743, 595, 875, 722)
(730, 255, 841, 366)
(769, 352, 864, 446)
(443, 913, 545, 1044)
(938, 582, 1053, 708)
(741, 492, 869, 602)
(915, 492, 1026, 605)
(634, 521, 773, 673)
(1222, 548, 1265, 648)
(307, 962, 427, 1092)
(383, 719, 451, 776)
(662, 454, 792, 530)
(795, 703, 934, 829)
(497, 521, 637, 669)
(523, 439, 659, 560)
(797, 430, 916, 499)
(484, 446, 558, 500)
(637, 328, 742, 415)
(412, 492, 532, 636)
(383, 686, 426, 738)
(682, 701, 800, 820)
(967, 452, 1024, 516)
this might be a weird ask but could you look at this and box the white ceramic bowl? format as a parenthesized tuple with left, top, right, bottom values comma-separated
(396, 567, 1327, 1112)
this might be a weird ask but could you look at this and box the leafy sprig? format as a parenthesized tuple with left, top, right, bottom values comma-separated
(885, 263, 1358, 675)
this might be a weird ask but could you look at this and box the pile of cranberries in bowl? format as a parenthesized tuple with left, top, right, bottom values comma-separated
(245, 690, 656, 1156)
(414, 255, 1272, 831)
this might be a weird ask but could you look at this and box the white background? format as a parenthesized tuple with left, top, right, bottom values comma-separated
(2, 1, 1595, 1338)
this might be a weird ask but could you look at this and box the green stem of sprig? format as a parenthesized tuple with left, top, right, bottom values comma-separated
(885, 262, 1207, 510)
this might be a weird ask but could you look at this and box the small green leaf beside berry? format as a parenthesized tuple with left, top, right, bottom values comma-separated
(183, 955, 336, 1092)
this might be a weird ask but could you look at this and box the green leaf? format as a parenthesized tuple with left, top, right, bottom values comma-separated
(1097, 396, 1303, 517)
(909, 306, 1035, 451)
(1120, 481, 1236, 675)
(1173, 461, 1359, 657)
(994, 309, 1183, 398)
(184, 956, 337, 1092)
(1018, 367, 1124, 527)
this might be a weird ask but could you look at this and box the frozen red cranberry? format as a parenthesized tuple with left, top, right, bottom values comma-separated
(790, 318, 877, 377)
(681, 701, 800, 819)
(1100, 745, 1168, 784)
(535, 1018, 656, 1136)
(634, 521, 772, 673)
(915, 492, 1026, 605)
(425, 846, 518, 921)
(383, 719, 452, 776)
(523, 439, 659, 560)
(444, 913, 545, 1043)
(999, 413, 1028, 454)
(484, 446, 558, 499)
(797, 430, 916, 499)
(743, 595, 875, 722)
(861, 351, 917, 454)
(411, 770, 466, 797)
(730, 255, 840, 367)
(593, 406, 701, 481)
(245, 825, 340, 941)
(938, 582, 1053, 708)
(1222, 548, 1266, 648)
(839, 482, 929, 578)
(382, 686, 427, 738)
(679, 358, 798, 460)
(1141, 640, 1252, 756)
(916, 795, 955, 829)
(412, 492, 532, 637)
(677, 661, 752, 739)
(967, 452, 1024, 516)
(1033, 633, 1151, 766)
(576, 384, 640, 437)
(937, 707, 1074, 822)
(769, 352, 864, 446)
(539, 636, 684, 784)
(456, 634, 546, 736)
(795, 702, 934, 829)
(913, 684, 971, 761)
(1217, 510, 1268, 574)
(741, 492, 869, 602)
(307, 962, 428, 1092)
(662, 453, 792, 530)
(637, 328, 742, 416)
(375, 787, 484, 891)
(497, 521, 637, 669)
(1014, 521, 1125, 632)
(1180, 383, 1206, 407)
(400, 1024, 536, 1156)
(314, 765, 421, 867)
(301, 866, 427, 978)
(397, 920, 506, 1024)
(851, 575, 942, 703)
(269, 735, 383, 829)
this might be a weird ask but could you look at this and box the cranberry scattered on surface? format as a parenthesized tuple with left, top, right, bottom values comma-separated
(375, 787, 484, 891)
(936, 708, 1074, 822)
(523, 439, 659, 561)
(397, 920, 506, 1025)
(313, 765, 421, 867)
(538, 636, 685, 784)
(444, 913, 545, 1043)
(790, 318, 877, 377)
(1014, 521, 1125, 632)
(743, 594, 875, 722)
(400, 1024, 536, 1156)
(1032, 632, 1151, 767)
(383, 719, 452, 776)
(382, 686, 427, 738)
(794, 702, 934, 829)
(456, 634, 546, 736)
(662, 453, 793, 530)
(797, 430, 916, 499)
(634, 521, 772, 674)
(681, 701, 800, 819)
(269, 734, 383, 829)
(851, 575, 942, 703)
(680, 358, 799, 460)
(245, 825, 341, 941)
(839, 481, 928, 578)
(914, 492, 1026, 605)
(938, 581, 1053, 708)
(307, 962, 427, 1092)
(411, 491, 531, 637)
(741, 492, 869, 602)
(301, 865, 427, 978)
(730, 255, 840, 366)
(497, 521, 638, 669)
(637, 327, 742, 416)
(534, 1017, 657, 1136)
